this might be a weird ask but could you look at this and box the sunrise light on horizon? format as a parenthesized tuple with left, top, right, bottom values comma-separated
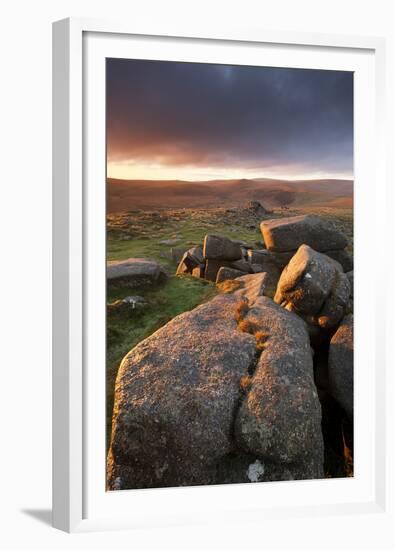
(106, 59, 353, 183)
(106, 161, 353, 182)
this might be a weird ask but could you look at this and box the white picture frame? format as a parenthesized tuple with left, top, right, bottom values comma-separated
(52, 17, 387, 533)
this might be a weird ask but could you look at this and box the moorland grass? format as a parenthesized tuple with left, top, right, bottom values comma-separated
(107, 218, 262, 265)
(105, 205, 353, 450)
(106, 274, 217, 448)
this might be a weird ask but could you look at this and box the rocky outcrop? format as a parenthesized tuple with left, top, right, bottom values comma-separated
(107, 258, 167, 287)
(176, 234, 280, 291)
(235, 297, 324, 480)
(107, 213, 353, 489)
(107, 292, 324, 489)
(107, 295, 146, 317)
(261, 214, 348, 253)
(328, 314, 354, 418)
(244, 200, 269, 217)
(274, 245, 350, 329)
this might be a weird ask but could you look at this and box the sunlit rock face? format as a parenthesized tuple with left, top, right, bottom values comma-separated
(261, 214, 348, 253)
(274, 244, 351, 330)
(107, 293, 324, 490)
(107, 294, 258, 490)
(234, 296, 324, 480)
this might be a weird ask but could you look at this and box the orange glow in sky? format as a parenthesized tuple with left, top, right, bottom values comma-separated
(107, 160, 353, 182)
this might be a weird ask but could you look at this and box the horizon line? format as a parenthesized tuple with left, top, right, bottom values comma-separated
(107, 176, 354, 184)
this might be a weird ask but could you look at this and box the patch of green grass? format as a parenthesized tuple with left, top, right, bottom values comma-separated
(106, 275, 217, 447)
(107, 237, 174, 268)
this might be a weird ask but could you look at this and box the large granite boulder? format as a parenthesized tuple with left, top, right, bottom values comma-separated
(328, 314, 354, 418)
(235, 297, 324, 480)
(261, 215, 348, 252)
(107, 258, 167, 287)
(107, 294, 258, 489)
(203, 234, 242, 261)
(274, 245, 350, 329)
(107, 292, 325, 489)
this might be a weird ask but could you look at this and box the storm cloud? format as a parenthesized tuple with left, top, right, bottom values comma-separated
(106, 58, 353, 179)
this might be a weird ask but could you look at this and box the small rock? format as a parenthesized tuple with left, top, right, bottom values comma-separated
(244, 200, 269, 217)
(122, 295, 146, 307)
(203, 234, 242, 261)
(159, 238, 181, 246)
(247, 460, 265, 482)
(107, 258, 167, 287)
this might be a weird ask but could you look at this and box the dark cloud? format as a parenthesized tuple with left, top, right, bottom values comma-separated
(106, 58, 353, 176)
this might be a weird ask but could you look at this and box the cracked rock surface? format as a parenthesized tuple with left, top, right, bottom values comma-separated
(235, 296, 324, 480)
(107, 291, 324, 489)
(107, 294, 258, 489)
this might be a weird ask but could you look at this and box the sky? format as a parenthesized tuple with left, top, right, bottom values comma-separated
(106, 58, 353, 181)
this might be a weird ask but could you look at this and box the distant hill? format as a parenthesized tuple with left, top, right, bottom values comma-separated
(107, 177, 353, 213)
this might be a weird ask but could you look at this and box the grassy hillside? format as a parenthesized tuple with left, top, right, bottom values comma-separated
(107, 177, 353, 212)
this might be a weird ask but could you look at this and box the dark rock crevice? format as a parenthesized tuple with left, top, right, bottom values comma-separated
(312, 334, 353, 478)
